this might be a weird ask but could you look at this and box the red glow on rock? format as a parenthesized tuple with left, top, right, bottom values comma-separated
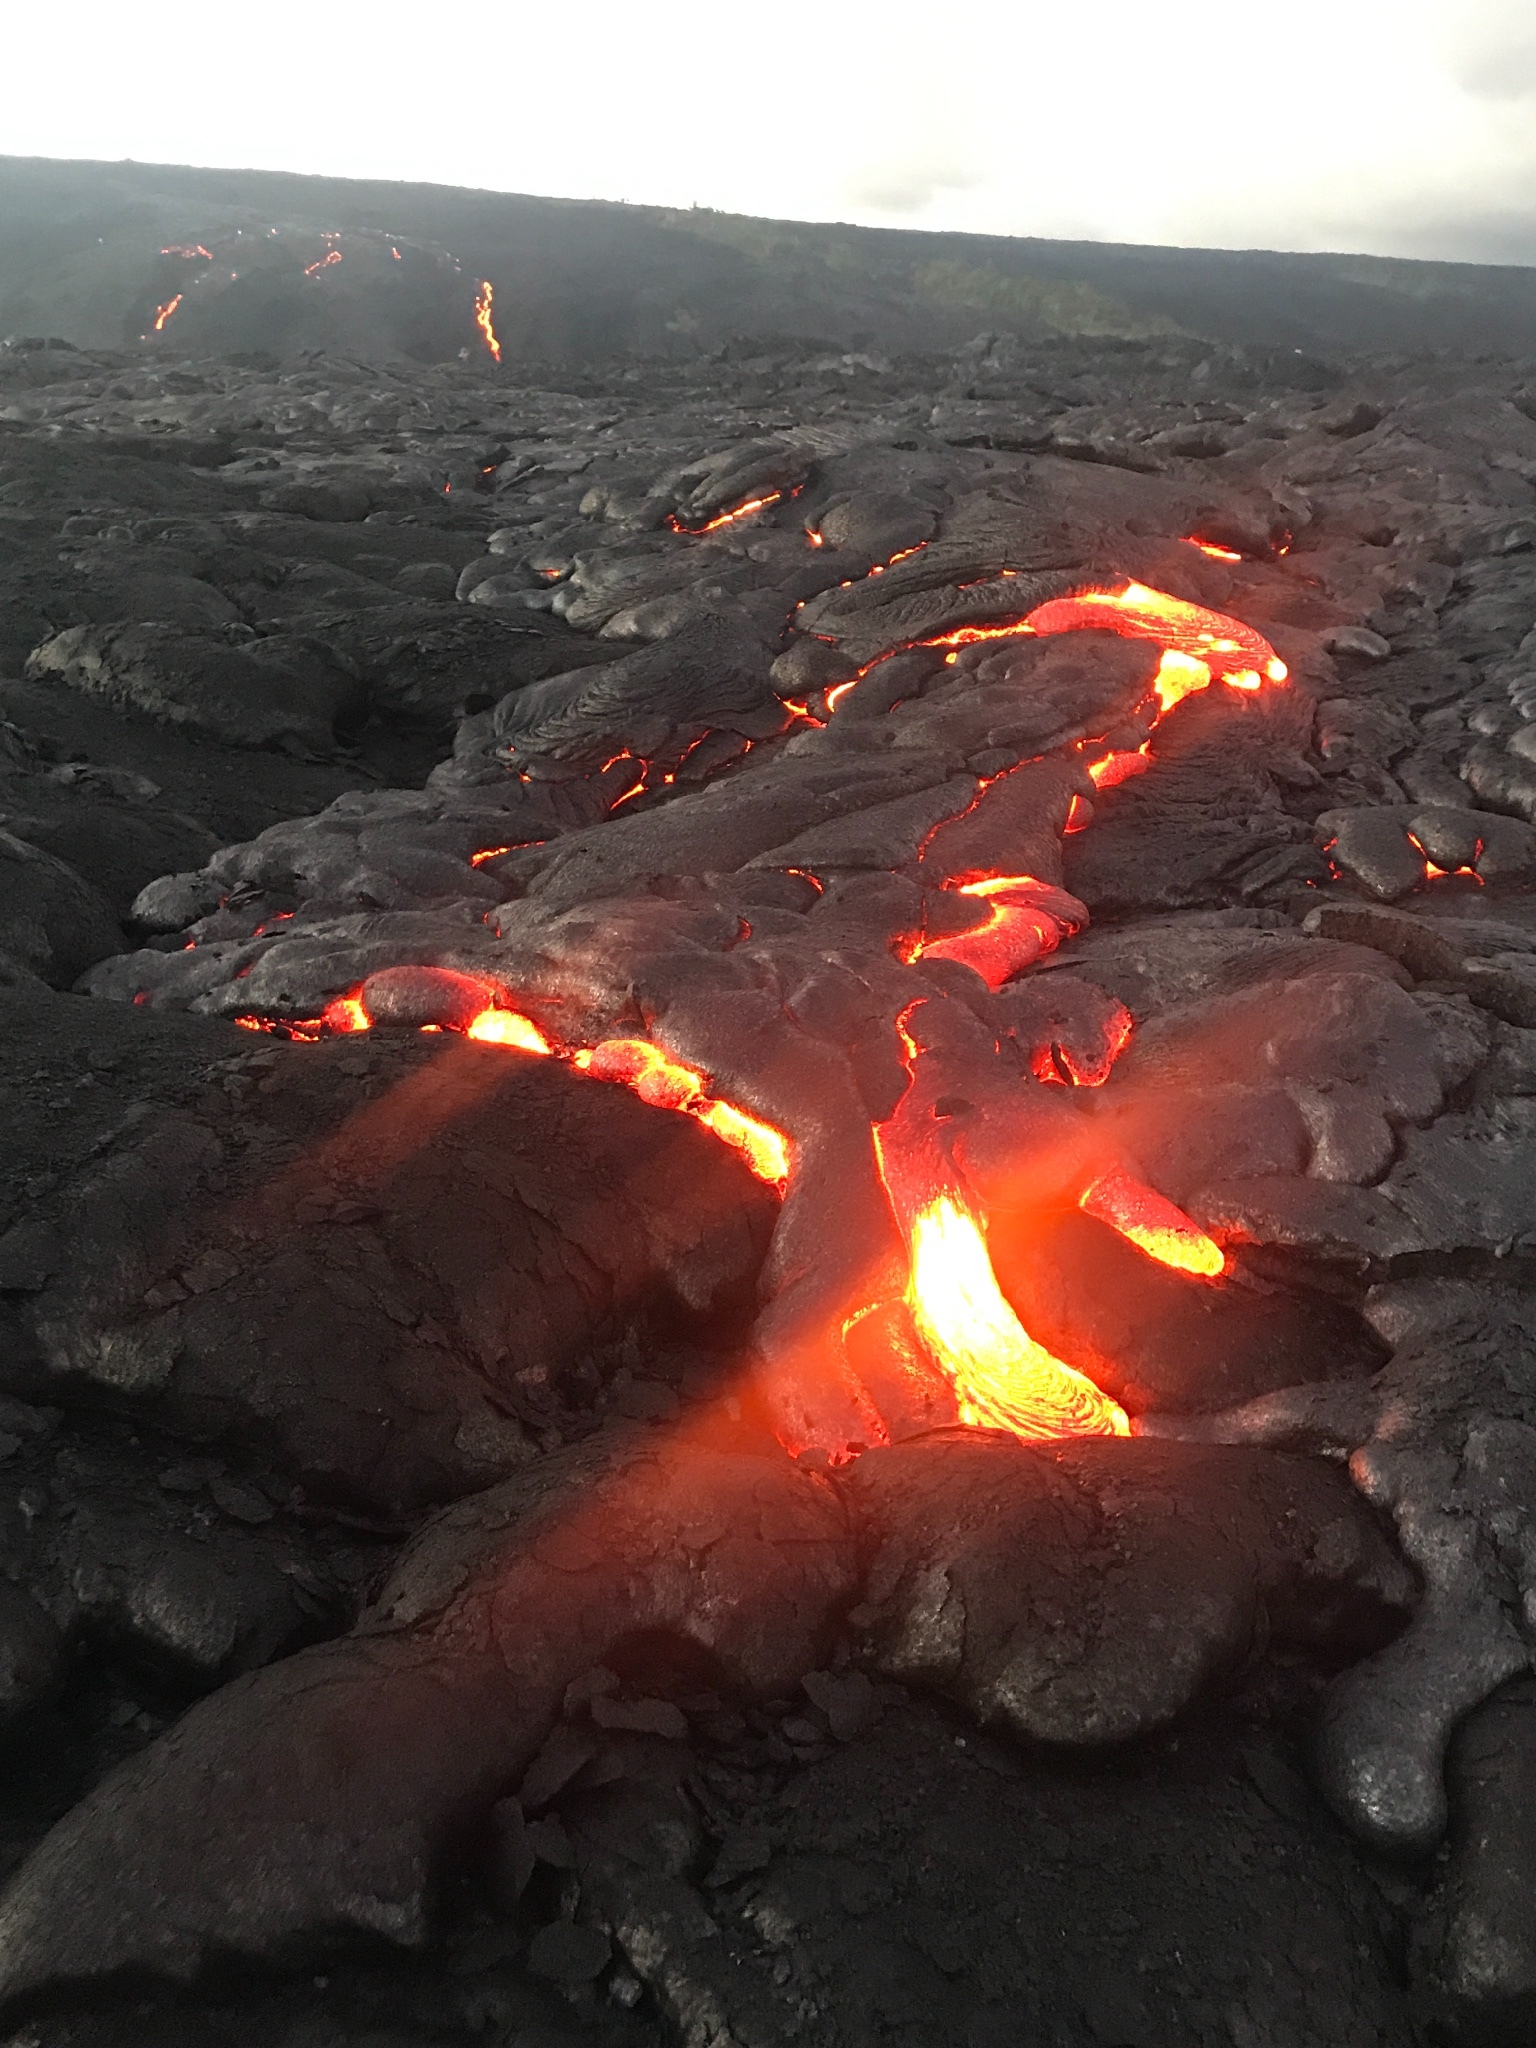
(303, 250, 343, 277)
(149, 295, 182, 333)
(1028, 1006, 1133, 1088)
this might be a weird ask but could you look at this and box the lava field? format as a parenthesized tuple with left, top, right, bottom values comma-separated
(1, 301, 1536, 2048)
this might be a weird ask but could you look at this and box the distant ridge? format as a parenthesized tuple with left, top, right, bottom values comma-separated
(4, 154, 1535, 363)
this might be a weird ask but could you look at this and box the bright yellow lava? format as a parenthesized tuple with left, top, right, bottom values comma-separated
(907, 1195, 1129, 1441)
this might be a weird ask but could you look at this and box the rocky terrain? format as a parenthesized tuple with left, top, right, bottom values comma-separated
(1, 256, 1536, 2048)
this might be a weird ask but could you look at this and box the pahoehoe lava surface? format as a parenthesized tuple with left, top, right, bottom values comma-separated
(2, 201, 1536, 2048)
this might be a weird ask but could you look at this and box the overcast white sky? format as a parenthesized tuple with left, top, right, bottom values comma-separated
(8, 0, 1536, 263)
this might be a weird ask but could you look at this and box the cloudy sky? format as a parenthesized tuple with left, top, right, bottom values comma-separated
(9, 0, 1536, 263)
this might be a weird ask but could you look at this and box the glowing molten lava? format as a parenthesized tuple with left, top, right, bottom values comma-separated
(465, 1007, 551, 1052)
(1187, 537, 1243, 561)
(576, 1039, 789, 1187)
(1088, 746, 1153, 789)
(303, 249, 343, 277)
(818, 578, 1286, 724)
(1079, 1166, 1225, 1277)
(909, 876, 1085, 992)
(474, 280, 502, 363)
(150, 295, 182, 333)
(905, 1194, 1129, 1440)
(322, 994, 370, 1034)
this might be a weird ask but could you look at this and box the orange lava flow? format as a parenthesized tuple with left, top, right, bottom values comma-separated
(667, 492, 782, 537)
(150, 295, 182, 333)
(1079, 1166, 1225, 1277)
(236, 979, 784, 1186)
(473, 280, 502, 363)
(465, 1007, 552, 1052)
(323, 994, 370, 1034)
(1025, 582, 1286, 689)
(1187, 536, 1243, 561)
(903, 1191, 1129, 1441)
(822, 579, 1285, 722)
(1087, 745, 1153, 789)
(161, 244, 212, 261)
(303, 249, 343, 277)
(576, 1039, 789, 1187)
(908, 876, 1084, 992)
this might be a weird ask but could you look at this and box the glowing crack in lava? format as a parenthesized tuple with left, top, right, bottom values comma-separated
(149, 295, 182, 334)
(667, 492, 783, 537)
(473, 281, 502, 364)
(1406, 830, 1484, 886)
(1079, 1166, 1225, 1278)
(303, 249, 343, 277)
(903, 1190, 1129, 1441)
